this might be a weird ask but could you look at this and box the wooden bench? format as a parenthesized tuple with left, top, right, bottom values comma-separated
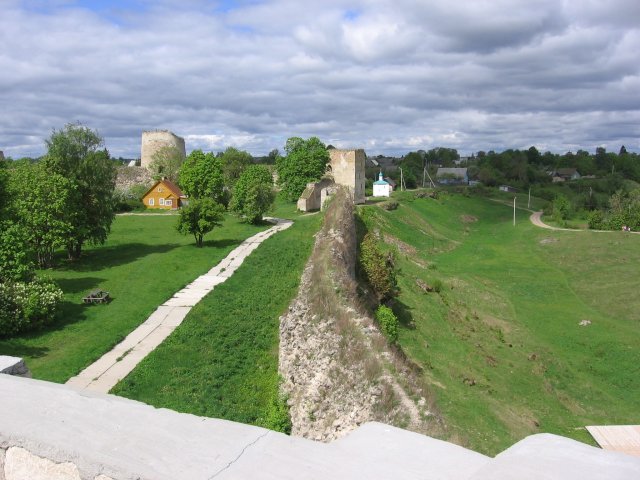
(83, 290, 110, 304)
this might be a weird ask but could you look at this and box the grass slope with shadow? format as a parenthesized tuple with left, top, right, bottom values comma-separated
(112, 210, 321, 429)
(361, 189, 640, 455)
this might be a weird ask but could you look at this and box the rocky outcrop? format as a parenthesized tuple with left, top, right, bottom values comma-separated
(0, 356, 31, 378)
(279, 187, 432, 441)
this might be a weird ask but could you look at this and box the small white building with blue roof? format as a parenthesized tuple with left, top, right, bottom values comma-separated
(373, 172, 392, 197)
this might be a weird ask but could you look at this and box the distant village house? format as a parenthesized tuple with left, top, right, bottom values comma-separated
(551, 168, 581, 182)
(142, 178, 186, 210)
(436, 167, 469, 185)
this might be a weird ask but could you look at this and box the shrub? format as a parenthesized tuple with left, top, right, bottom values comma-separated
(0, 278, 62, 337)
(262, 393, 292, 434)
(376, 305, 398, 343)
(380, 200, 399, 211)
(432, 279, 444, 293)
(358, 233, 398, 302)
(587, 210, 605, 230)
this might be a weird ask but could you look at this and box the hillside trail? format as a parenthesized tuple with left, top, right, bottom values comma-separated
(489, 198, 638, 234)
(66, 217, 293, 393)
(530, 211, 640, 234)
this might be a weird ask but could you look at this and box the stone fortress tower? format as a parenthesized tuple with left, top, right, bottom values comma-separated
(297, 148, 366, 211)
(328, 148, 366, 204)
(140, 130, 186, 169)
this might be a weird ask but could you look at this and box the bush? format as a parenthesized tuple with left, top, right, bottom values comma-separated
(262, 392, 292, 434)
(0, 278, 62, 337)
(587, 210, 605, 230)
(380, 200, 399, 211)
(432, 279, 444, 293)
(376, 305, 398, 343)
(358, 233, 398, 302)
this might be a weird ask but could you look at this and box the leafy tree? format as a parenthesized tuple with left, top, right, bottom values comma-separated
(179, 150, 225, 203)
(266, 148, 280, 165)
(149, 145, 184, 182)
(7, 163, 74, 267)
(220, 147, 252, 188)
(176, 198, 225, 247)
(552, 194, 571, 224)
(42, 123, 117, 260)
(0, 222, 34, 282)
(276, 137, 329, 201)
(230, 165, 275, 224)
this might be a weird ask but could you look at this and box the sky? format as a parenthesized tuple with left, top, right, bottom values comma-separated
(1, 0, 639, 159)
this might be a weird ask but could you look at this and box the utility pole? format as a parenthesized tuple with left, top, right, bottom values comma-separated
(513, 196, 517, 226)
(400, 168, 404, 191)
(528, 187, 531, 209)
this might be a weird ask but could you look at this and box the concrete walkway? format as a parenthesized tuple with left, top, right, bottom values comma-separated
(66, 218, 293, 393)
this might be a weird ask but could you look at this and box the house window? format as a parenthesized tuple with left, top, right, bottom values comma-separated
(166, 199, 172, 206)
(159, 198, 165, 206)
(148, 198, 154, 206)
(157, 187, 163, 192)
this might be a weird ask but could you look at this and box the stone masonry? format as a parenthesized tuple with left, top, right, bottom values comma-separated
(140, 130, 185, 169)
(329, 149, 366, 204)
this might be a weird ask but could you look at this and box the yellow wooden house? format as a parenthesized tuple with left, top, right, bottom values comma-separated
(141, 178, 186, 210)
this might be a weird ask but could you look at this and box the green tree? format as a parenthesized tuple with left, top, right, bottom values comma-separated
(220, 147, 253, 188)
(149, 145, 184, 183)
(552, 194, 571, 224)
(7, 163, 74, 267)
(0, 222, 34, 282)
(179, 150, 225, 203)
(176, 198, 225, 247)
(230, 165, 275, 224)
(42, 123, 117, 260)
(276, 137, 329, 201)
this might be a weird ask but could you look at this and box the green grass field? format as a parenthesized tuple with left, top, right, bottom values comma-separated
(0, 214, 268, 382)
(112, 209, 321, 428)
(360, 190, 640, 455)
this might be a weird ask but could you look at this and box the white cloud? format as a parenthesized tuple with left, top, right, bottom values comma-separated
(0, 0, 639, 159)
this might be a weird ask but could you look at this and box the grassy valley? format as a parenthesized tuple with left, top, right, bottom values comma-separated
(360, 190, 640, 455)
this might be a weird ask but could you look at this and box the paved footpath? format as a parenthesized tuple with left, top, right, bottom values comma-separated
(66, 218, 293, 393)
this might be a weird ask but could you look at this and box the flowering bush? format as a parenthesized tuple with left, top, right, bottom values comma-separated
(0, 278, 62, 336)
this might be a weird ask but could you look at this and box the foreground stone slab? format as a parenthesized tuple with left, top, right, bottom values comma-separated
(0, 375, 489, 480)
(2, 375, 639, 480)
(468, 433, 640, 480)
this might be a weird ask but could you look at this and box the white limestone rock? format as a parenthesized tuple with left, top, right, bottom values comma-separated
(5, 447, 80, 480)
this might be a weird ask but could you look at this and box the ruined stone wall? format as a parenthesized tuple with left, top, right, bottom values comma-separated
(140, 130, 185, 170)
(329, 149, 366, 204)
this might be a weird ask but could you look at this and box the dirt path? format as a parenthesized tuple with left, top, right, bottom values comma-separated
(529, 211, 640, 234)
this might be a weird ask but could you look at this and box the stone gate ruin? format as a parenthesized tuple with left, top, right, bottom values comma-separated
(297, 148, 366, 212)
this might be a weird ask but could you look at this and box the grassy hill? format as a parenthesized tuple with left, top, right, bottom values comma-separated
(360, 190, 640, 455)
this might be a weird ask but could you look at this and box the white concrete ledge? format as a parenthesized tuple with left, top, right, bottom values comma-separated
(2, 375, 639, 480)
